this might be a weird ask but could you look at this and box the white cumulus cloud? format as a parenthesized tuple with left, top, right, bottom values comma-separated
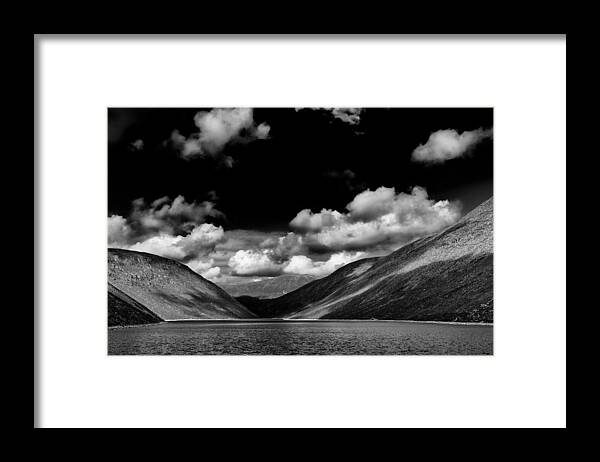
(128, 234, 188, 260)
(129, 223, 225, 261)
(228, 249, 284, 277)
(284, 251, 365, 277)
(107, 215, 132, 246)
(108, 195, 224, 246)
(411, 128, 492, 164)
(108, 196, 227, 270)
(330, 108, 363, 125)
(259, 232, 305, 263)
(200, 266, 221, 280)
(187, 257, 222, 280)
(289, 209, 345, 233)
(290, 186, 461, 252)
(169, 108, 271, 163)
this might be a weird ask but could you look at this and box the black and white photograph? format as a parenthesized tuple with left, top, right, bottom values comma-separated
(107, 107, 493, 355)
(36, 35, 565, 428)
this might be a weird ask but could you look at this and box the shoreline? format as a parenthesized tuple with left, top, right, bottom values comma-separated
(109, 319, 493, 329)
(108, 321, 168, 330)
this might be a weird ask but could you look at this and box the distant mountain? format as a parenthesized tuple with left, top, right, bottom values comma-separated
(236, 258, 379, 317)
(108, 282, 163, 327)
(108, 248, 256, 320)
(251, 197, 493, 322)
(217, 274, 317, 298)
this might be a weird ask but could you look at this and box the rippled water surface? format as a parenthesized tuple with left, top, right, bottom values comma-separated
(108, 320, 493, 355)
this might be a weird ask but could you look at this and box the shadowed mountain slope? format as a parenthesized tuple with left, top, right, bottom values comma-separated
(108, 282, 163, 327)
(108, 248, 256, 320)
(252, 197, 493, 322)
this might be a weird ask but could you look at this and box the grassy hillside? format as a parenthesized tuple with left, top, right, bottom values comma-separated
(108, 248, 256, 320)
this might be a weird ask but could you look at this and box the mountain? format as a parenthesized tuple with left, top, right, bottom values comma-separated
(216, 274, 317, 298)
(108, 282, 163, 327)
(250, 197, 493, 322)
(108, 248, 256, 320)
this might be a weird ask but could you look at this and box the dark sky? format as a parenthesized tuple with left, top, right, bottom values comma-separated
(108, 107, 493, 283)
(108, 107, 493, 231)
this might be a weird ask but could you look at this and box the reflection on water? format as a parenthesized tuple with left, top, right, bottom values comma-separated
(108, 320, 493, 355)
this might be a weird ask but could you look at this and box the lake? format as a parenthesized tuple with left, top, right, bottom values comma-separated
(108, 320, 493, 355)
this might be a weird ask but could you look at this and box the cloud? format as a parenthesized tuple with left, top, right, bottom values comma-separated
(228, 249, 284, 277)
(128, 223, 225, 261)
(168, 108, 270, 163)
(184, 230, 305, 279)
(108, 215, 132, 245)
(411, 128, 492, 164)
(109, 186, 461, 283)
(129, 139, 144, 151)
(120, 195, 224, 239)
(330, 108, 363, 125)
(255, 123, 271, 139)
(259, 232, 305, 262)
(290, 209, 345, 233)
(283, 251, 365, 277)
(176, 223, 226, 256)
(226, 232, 331, 278)
(108, 196, 226, 274)
(188, 258, 216, 273)
(186, 257, 222, 280)
(128, 234, 188, 260)
(290, 186, 461, 252)
(201, 266, 221, 280)
(225, 187, 460, 279)
(346, 186, 397, 222)
(185, 229, 287, 275)
(296, 108, 364, 126)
